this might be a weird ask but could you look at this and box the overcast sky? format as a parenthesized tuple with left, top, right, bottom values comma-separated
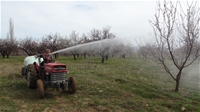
(1, 1, 159, 44)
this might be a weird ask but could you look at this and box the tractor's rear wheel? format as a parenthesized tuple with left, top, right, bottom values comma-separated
(68, 77, 77, 94)
(37, 79, 44, 99)
(27, 64, 37, 89)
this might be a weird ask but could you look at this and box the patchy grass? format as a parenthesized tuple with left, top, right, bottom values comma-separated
(0, 56, 200, 111)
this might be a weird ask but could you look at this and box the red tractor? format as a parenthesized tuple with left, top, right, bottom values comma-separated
(21, 55, 77, 98)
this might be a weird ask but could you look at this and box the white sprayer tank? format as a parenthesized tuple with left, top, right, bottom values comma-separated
(24, 56, 43, 67)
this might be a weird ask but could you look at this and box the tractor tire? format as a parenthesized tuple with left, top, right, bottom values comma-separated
(68, 77, 77, 94)
(37, 79, 44, 99)
(21, 67, 25, 76)
(27, 64, 37, 89)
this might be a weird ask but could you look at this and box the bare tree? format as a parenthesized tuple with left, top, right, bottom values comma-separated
(100, 26, 116, 62)
(69, 30, 82, 60)
(36, 41, 48, 54)
(19, 36, 38, 56)
(57, 36, 71, 50)
(102, 26, 116, 39)
(89, 26, 116, 63)
(1, 18, 17, 58)
(89, 29, 102, 41)
(110, 42, 124, 57)
(140, 1, 200, 92)
(79, 33, 90, 58)
(89, 26, 115, 40)
(137, 46, 149, 59)
(0, 39, 7, 58)
(42, 33, 61, 58)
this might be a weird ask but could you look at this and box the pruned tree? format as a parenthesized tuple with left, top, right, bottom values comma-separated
(79, 33, 90, 58)
(89, 26, 116, 63)
(89, 29, 102, 41)
(0, 39, 7, 58)
(110, 41, 124, 57)
(36, 41, 48, 54)
(1, 18, 17, 58)
(100, 26, 116, 62)
(57, 36, 71, 50)
(137, 45, 149, 59)
(42, 33, 61, 58)
(19, 36, 38, 56)
(56, 36, 71, 57)
(69, 30, 82, 60)
(119, 42, 134, 58)
(139, 0, 200, 92)
(99, 42, 110, 62)
(102, 26, 116, 39)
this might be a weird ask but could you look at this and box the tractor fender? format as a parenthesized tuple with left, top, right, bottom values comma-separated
(24, 56, 44, 67)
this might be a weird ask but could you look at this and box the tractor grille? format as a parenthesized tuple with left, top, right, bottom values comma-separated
(51, 72, 66, 83)
(54, 66, 66, 70)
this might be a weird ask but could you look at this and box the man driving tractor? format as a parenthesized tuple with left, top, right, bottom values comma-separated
(43, 49, 54, 63)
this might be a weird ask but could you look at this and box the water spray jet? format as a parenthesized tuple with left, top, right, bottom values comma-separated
(50, 38, 117, 55)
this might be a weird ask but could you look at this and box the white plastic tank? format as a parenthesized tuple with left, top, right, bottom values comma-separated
(24, 56, 44, 67)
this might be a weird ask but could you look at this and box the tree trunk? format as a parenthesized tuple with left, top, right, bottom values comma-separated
(84, 53, 86, 59)
(102, 56, 105, 63)
(175, 78, 180, 92)
(73, 55, 76, 60)
(175, 71, 182, 92)
(6, 54, 9, 58)
(105, 56, 108, 60)
(122, 54, 125, 59)
(2, 53, 5, 58)
(54, 54, 57, 59)
(54, 53, 59, 59)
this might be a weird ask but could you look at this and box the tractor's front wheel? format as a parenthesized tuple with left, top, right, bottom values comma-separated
(37, 79, 44, 99)
(68, 77, 77, 94)
(21, 67, 25, 76)
(61, 83, 66, 91)
(27, 64, 37, 89)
